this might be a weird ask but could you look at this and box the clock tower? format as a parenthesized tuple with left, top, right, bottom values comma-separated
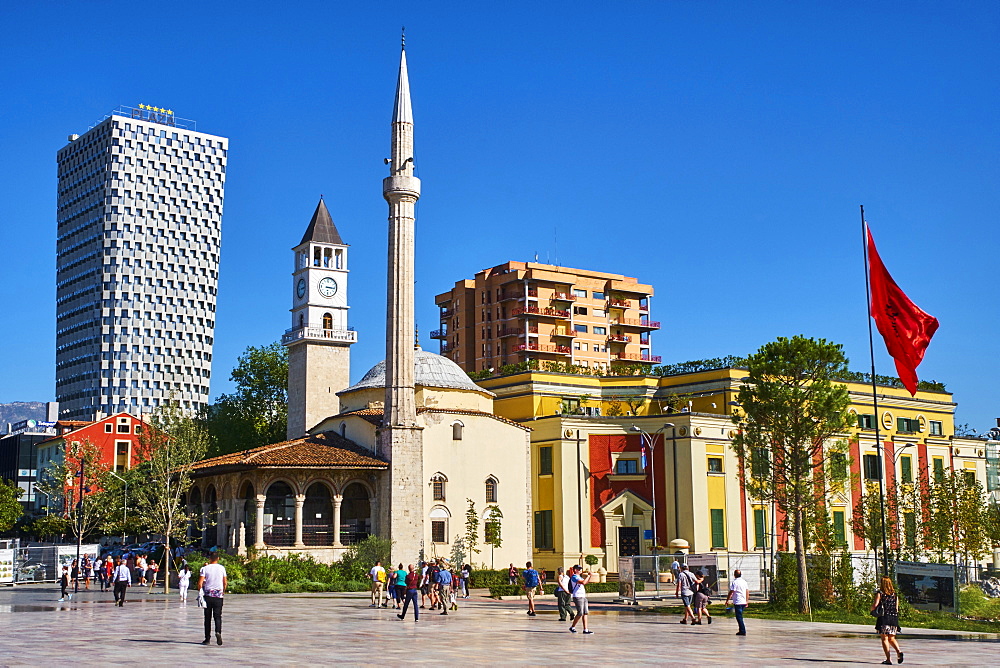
(283, 197, 357, 439)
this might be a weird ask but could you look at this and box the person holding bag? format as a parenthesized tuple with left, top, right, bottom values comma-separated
(871, 577, 903, 665)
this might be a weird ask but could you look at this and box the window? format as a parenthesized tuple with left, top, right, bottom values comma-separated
(753, 508, 767, 549)
(115, 441, 130, 471)
(933, 457, 945, 483)
(431, 521, 447, 543)
(900, 456, 913, 483)
(707, 457, 724, 473)
(104, 423, 113, 433)
(539, 446, 553, 475)
(485, 477, 498, 503)
(534, 510, 553, 549)
(829, 452, 848, 480)
(592, 291, 605, 300)
(832, 510, 847, 545)
(322, 312, 332, 330)
(904, 512, 917, 548)
(710, 509, 726, 548)
(452, 421, 464, 440)
(615, 459, 639, 475)
(117, 422, 130, 434)
(593, 326, 607, 335)
(964, 470, 976, 486)
(574, 324, 588, 333)
(858, 413, 875, 429)
(593, 308, 606, 318)
(573, 306, 588, 315)
(750, 447, 770, 479)
(572, 288, 587, 298)
(897, 417, 919, 433)
(863, 454, 882, 480)
(929, 421, 943, 436)
(432, 475, 446, 501)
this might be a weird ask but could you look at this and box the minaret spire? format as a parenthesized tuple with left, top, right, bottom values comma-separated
(378, 37, 424, 564)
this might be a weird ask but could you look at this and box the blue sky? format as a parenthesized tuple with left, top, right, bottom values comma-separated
(1, 2, 997, 429)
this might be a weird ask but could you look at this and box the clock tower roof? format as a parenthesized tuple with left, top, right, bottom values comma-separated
(299, 197, 345, 246)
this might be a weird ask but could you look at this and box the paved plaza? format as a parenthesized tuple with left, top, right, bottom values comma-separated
(0, 585, 996, 666)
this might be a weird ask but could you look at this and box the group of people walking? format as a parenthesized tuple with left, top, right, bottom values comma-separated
(369, 559, 472, 622)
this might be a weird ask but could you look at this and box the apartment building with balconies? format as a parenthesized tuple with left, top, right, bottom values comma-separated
(433, 262, 659, 373)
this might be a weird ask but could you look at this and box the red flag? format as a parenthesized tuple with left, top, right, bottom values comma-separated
(867, 226, 939, 395)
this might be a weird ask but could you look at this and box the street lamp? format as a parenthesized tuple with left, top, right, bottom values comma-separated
(630, 422, 675, 555)
(107, 470, 129, 546)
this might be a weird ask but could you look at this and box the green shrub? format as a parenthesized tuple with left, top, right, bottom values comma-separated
(469, 569, 514, 588)
(334, 536, 393, 582)
(488, 582, 638, 598)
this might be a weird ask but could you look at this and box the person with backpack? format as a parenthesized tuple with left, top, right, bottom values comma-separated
(522, 561, 540, 616)
(691, 569, 713, 624)
(369, 560, 387, 608)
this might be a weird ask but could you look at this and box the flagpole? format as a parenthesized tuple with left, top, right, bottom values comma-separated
(861, 205, 891, 581)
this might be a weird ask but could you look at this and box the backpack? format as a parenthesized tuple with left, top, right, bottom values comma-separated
(699, 580, 712, 596)
(523, 569, 539, 588)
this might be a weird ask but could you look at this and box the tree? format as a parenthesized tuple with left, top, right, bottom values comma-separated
(730, 335, 854, 614)
(923, 470, 990, 569)
(36, 438, 111, 544)
(0, 479, 24, 533)
(484, 504, 503, 569)
(465, 499, 480, 561)
(29, 514, 71, 541)
(202, 342, 288, 456)
(133, 401, 209, 593)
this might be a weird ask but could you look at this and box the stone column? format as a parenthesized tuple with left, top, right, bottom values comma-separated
(254, 495, 266, 549)
(201, 503, 211, 548)
(332, 495, 344, 546)
(294, 494, 306, 548)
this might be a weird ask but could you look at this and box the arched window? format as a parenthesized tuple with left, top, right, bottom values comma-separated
(341, 482, 372, 544)
(264, 481, 295, 547)
(431, 473, 447, 501)
(452, 421, 464, 441)
(339, 422, 347, 438)
(298, 314, 304, 329)
(322, 312, 332, 330)
(430, 506, 451, 544)
(485, 476, 498, 503)
(303, 482, 333, 546)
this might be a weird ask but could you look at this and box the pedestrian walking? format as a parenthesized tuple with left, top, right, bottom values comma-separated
(397, 564, 420, 622)
(104, 557, 113, 590)
(393, 563, 407, 609)
(369, 560, 387, 608)
(460, 563, 471, 598)
(522, 561, 540, 616)
(70, 559, 80, 593)
(59, 566, 70, 601)
(419, 561, 431, 609)
(436, 563, 453, 615)
(555, 567, 574, 622)
(568, 565, 593, 634)
(178, 565, 192, 603)
(147, 560, 159, 589)
(724, 568, 749, 636)
(670, 557, 681, 583)
(508, 563, 517, 585)
(95, 556, 106, 591)
(872, 577, 903, 665)
(136, 554, 147, 586)
(112, 557, 131, 607)
(198, 552, 227, 645)
(675, 563, 696, 624)
(691, 569, 712, 624)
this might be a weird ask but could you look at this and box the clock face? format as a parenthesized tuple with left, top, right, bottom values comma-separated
(296, 279, 306, 299)
(318, 277, 338, 298)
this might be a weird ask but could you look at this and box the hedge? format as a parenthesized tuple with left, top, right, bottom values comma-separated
(488, 582, 642, 598)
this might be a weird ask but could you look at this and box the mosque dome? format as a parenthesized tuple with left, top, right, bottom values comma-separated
(340, 348, 494, 396)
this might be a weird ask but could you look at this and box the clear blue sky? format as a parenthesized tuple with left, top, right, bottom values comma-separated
(1, 2, 997, 429)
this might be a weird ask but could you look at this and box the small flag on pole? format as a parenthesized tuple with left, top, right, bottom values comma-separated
(867, 226, 939, 395)
(641, 444, 648, 470)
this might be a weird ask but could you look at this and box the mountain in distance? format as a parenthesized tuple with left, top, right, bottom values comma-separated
(0, 402, 47, 432)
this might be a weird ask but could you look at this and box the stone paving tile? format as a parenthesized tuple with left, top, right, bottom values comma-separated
(0, 586, 996, 666)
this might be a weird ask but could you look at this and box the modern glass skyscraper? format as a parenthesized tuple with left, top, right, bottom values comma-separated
(55, 105, 227, 420)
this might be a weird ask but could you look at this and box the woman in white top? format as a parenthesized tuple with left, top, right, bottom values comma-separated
(178, 565, 192, 602)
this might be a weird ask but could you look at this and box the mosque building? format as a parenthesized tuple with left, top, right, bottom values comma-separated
(188, 42, 531, 566)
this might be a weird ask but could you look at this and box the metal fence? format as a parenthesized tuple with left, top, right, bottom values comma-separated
(616, 552, 766, 604)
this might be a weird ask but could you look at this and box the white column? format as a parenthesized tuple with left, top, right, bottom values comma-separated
(254, 495, 266, 549)
(332, 495, 344, 547)
(294, 494, 306, 548)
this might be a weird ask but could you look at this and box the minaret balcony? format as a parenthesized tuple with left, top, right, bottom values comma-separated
(282, 326, 358, 345)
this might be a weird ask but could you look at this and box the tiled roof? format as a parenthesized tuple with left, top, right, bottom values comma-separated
(337, 407, 530, 431)
(190, 431, 386, 475)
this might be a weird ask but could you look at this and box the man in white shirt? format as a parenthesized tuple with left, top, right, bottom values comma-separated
(198, 553, 228, 645)
(112, 557, 131, 607)
(675, 563, 696, 624)
(369, 561, 387, 608)
(725, 569, 750, 636)
(568, 565, 594, 634)
(555, 567, 573, 622)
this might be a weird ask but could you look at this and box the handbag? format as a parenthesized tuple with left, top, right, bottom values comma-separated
(197, 591, 206, 608)
(871, 600, 884, 618)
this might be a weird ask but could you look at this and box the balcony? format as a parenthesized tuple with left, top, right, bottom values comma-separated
(527, 288, 538, 298)
(430, 329, 447, 339)
(552, 327, 575, 337)
(613, 352, 661, 363)
(439, 309, 453, 319)
(551, 292, 576, 302)
(513, 342, 571, 355)
(611, 317, 661, 330)
(608, 298, 631, 308)
(281, 326, 358, 345)
(440, 342, 452, 353)
(512, 305, 570, 318)
(607, 334, 632, 343)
